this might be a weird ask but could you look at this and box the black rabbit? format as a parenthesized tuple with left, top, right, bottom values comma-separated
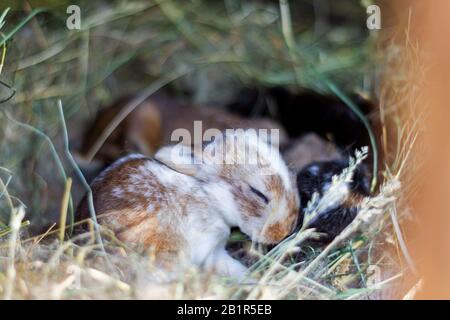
(296, 160, 371, 243)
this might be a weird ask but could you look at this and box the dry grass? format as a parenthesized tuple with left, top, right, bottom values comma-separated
(0, 150, 404, 299)
(0, 0, 418, 299)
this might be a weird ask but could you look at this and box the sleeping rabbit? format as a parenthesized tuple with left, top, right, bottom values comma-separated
(296, 159, 371, 243)
(76, 130, 299, 279)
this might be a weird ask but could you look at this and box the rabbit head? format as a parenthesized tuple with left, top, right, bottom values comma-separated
(155, 129, 300, 245)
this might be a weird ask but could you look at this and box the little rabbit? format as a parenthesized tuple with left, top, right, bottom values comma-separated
(296, 160, 370, 243)
(76, 130, 299, 278)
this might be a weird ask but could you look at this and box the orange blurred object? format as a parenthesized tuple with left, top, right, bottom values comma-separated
(380, 0, 450, 299)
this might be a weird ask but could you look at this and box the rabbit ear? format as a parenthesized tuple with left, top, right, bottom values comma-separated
(155, 144, 213, 181)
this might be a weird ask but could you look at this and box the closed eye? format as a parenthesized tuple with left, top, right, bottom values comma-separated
(249, 186, 270, 204)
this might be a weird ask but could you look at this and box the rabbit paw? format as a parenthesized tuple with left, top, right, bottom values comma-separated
(206, 248, 248, 281)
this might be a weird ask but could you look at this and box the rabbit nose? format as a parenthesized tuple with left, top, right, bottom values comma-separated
(262, 221, 291, 244)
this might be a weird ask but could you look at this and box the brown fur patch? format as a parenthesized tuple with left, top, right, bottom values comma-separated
(264, 199, 298, 244)
(116, 214, 180, 253)
(76, 157, 179, 256)
(265, 175, 283, 201)
(264, 222, 288, 243)
(96, 210, 183, 267)
(235, 188, 264, 217)
(77, 157, 164, 219)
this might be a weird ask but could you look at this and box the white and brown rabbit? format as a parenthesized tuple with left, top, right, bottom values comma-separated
(76, 130, 299, 278)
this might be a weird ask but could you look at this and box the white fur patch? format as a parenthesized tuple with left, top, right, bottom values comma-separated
(204, 181, 240, 228)
(111, 186, 123, 198)
(308, 165, 320, 176)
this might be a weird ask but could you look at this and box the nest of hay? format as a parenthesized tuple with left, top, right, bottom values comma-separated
(0, 1, 417, 299)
